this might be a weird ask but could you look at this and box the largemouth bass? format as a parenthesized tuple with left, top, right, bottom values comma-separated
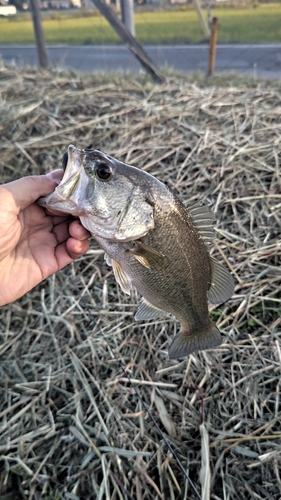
(38, 145, 234, 359)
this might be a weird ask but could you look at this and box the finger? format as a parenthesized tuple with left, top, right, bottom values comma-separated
(52, 220, 70, 245)
(3, 170, 63, 212)
(51, 215, 72, 226)
(54, 243, 76, 271)
(66, 237, 90, 257)
(52, 220, 90, 251)
(54, 239, 90, 272)
(69, 220, 91, 241)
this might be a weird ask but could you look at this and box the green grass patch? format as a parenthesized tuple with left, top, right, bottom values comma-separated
(0, 5, 281, 44)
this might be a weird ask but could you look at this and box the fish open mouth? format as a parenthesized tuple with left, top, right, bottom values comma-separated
(38, 195, 81, 215)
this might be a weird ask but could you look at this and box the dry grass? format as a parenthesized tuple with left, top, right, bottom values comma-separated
(0, 64, 280, 500)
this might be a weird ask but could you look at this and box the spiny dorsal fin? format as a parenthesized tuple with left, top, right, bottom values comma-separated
(168, 322, 222, 359)
(111, 259, 132, 295)
(129, 241, 169, 271)
(135, 297, 169, 321)
(188, 203, 216, 244)
(208, 257, 234, 305)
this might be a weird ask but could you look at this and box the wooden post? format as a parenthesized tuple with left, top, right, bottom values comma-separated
(29, 0, 48, 69)
(90, 0, 164, 84)
(193, 0, 210, 39)
(121, 0, 135, 37)
(207, 17, 218, 77)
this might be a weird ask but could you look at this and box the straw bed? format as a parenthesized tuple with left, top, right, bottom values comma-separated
(0, 65, 280, 499)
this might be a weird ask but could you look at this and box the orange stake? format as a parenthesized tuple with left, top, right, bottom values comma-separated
(208, 17, 218, 77)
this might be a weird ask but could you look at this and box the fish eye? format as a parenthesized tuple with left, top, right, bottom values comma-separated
(95, 161, 112, 181)
(61, 152, 68, 171)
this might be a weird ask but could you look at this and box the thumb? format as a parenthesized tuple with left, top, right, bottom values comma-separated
(1, 170, 63, 212)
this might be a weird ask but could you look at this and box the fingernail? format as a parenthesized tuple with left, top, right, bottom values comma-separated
(46, 169, 63, 183)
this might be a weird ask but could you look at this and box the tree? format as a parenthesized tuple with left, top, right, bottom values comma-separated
(8, 0, 26, 11)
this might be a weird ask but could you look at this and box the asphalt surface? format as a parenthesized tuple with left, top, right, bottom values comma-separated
(1, 44, 281, 78)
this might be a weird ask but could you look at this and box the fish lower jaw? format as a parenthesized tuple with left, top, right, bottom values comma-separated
(80, 216, 149, 242)
(48, 203, 84, 216)
(79, 215, 118, 239)
(112, 229, 149, 242)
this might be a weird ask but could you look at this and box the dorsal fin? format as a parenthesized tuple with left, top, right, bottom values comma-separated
(188, 203, 216, 244)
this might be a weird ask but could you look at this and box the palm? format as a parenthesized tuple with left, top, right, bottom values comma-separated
(0, 175, 90, 306)
(1, 204, 69, 303)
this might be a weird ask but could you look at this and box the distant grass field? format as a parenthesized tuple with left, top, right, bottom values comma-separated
(0, 5, 281, 44)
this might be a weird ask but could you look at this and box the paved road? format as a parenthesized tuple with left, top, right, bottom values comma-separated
(1, 44, 281, 78)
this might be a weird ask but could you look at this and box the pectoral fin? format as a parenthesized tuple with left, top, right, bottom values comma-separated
(207, 257, 234, 305)
(168, 322, 222, 359)
(135, 297, 169, 321)
(110, 259, 132, 295)
(129, 242, 169, 270)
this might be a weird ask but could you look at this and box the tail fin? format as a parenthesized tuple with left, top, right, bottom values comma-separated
(168, 322, 222, 359)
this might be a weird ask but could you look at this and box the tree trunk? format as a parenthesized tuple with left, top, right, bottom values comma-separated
(29, 0, 48, 69)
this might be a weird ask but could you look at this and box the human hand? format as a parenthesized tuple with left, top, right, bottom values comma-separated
(0, 170, 91, 306)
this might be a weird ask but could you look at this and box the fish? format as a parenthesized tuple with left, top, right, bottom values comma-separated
(38, 144, 234, 359)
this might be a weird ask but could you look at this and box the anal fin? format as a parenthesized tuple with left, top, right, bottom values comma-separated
(135, 297, 169, 321)
(168, 322, 222, 359)
(208, 257, 234, 305)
